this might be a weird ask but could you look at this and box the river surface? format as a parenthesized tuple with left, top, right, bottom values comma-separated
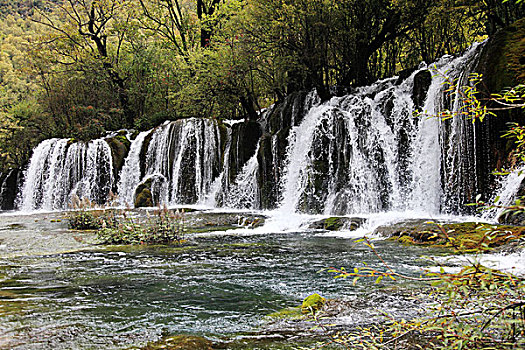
(0, 211, 465, 349)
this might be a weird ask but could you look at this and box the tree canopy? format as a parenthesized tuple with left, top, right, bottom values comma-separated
(0, 0, 523, 171)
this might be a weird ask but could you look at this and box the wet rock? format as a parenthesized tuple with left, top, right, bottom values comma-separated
(143, 335, 213, 350)
(498, 210, 525, 226)
(228, 121, 262, 184)
(134, 180, 154, 208)
(377, 220, 525, 250)
(473, 18, 525, 196)
(309, 217, 365, 231)
(412, 69, 432, 109)
(105, 134, 131, 177)
(0, 169, 21, 210)
(373, 219, 435, 238)
(302, 293, 326, 314)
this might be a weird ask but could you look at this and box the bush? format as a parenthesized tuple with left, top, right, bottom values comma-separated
(96, 207, 186, 245)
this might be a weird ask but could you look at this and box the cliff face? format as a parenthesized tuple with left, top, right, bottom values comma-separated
(475, 18, 525, 172)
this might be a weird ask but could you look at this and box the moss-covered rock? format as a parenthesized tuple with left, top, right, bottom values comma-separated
(379, 220, 525, 251)
(301, 293, 326, 314)
(474, 18, 525, 183)
(105, 135, 131, 177)
(134, 180, 154, 208)
(143, 335, 213, 350)
(478, 18, 525, 93)
(266, 306, 303, 320)
(309, 217, 365, 231)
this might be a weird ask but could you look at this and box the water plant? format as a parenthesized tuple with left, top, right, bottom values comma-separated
(96, 206, 186, 245)
(67, 195, 186, 245)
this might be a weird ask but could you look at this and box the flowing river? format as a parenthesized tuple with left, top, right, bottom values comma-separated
(0, 210, 460, 349)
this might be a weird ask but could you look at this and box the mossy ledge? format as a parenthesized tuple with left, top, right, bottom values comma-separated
(142, 335, 213, 350)
(378, 220, 525, 251)
(309, 217, 365, 231)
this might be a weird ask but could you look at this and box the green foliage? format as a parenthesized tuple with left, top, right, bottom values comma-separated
(97, 207, 186, 245)
(68, 210, 106, 230)
(0, 0, 523, 171)
(301, 293, 326, 315)
(324, 230, 525, 349)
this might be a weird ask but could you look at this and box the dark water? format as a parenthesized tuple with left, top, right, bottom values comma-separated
(0, 213, 444, 349)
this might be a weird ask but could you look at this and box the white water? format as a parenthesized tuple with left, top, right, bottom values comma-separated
(18, 138, 114, 211)
(223, 142, 261, 209)
(16, 43, 521, 223)
(117, 131, 149, 206)
(483, 165, 525, 221)
(275, 43, 484, 217)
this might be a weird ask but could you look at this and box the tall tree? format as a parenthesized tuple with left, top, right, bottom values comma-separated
(33, 0, 136, 126)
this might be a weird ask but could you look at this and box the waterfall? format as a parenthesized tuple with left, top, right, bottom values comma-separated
(18, 138, 114, 211)
(16, 43, 514, 216)
(140, 118, 222, 206)
(277, 43, 484, 215)
(482, 166, 525, 221)
(117, 131, 149, 206)
(223, 141, 261, 210)
(202, 128, 232, 207)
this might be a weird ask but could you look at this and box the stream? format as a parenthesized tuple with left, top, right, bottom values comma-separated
(0, 210, 459, 349)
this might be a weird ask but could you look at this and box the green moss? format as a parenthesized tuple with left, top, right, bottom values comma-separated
(323, 217, 344, 231)
(142, 335, 213, 350)
(134, 180, 154, 208)
(391, 222, 525, 252)
(105, 136, 131, 173)
(301, 293, 326, 314)
(267, 306, 303, 320)
(480, 18, 525, 92)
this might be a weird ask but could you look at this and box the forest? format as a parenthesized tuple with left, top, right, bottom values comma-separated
(0, 0, 523, 174)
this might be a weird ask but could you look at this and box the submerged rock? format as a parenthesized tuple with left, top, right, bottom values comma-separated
(377, 220, 525, 250)
(309, 217, 365, 231)
(143, 335, 213, 350)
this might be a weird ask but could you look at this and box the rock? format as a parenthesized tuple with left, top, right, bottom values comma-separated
(498, 210, 525, 226)
(377, 220, 525, 250)
(0, 169, 21, 210)
(228, 120, 262, 184)
(412, 69, 432, 109)
(143, 335, 213, 350)
(473, 18, 525, 195)
(309, 217, 365, 231)
(373, 219, 435, 238)
(105, 135, 131, 178)
(134, 180, 154, 208)
(301, 293, 326, 314)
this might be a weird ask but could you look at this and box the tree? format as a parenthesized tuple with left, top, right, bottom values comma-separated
(33, 0, 137, 126)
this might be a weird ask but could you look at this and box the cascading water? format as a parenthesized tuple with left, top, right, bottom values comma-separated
(276, 43, 485, 216)
(223, 141, 261, 210)
(482, 165, 525, 221)
(140, 118, 222, 206)
(13, 43, 514, 217)
(117, 131, 149, 206)
(17, 138, 114, 211)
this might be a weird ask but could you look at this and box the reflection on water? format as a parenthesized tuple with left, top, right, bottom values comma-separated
(0, 213, 445, 349)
